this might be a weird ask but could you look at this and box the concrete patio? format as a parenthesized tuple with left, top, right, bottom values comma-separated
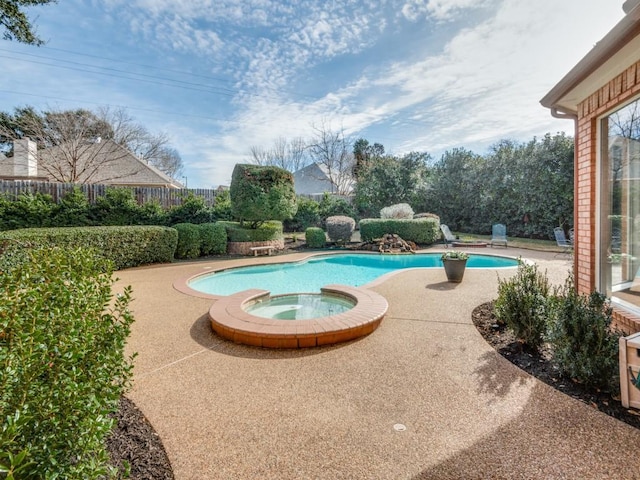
(115, 248, 640, 479)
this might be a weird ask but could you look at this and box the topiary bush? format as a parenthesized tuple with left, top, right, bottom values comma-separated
(199, 222, 227, 255)
(220, 221, 283, 242)
(173, 223, 202, 259)
(494, 261, 551, 350)
(380, 203, 414, 219)
(305, 227, 326, 248)
(0, 246, 134, 479)
(359, 218, 440, 244)
(0, 226, 178, 270)
(547, 277, 621, 392)
(230, 164, 297, 227)
(326, 215, 355, 244)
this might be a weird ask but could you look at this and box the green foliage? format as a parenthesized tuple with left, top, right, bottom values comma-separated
(354, 152, 431, 218)
(547, 277, 621, 392)
(305, 227, 326, 248)
(0, 192, 55, 230)
(220, 221, 283, 242)
(50, 186, 92, 226)
(166, 192, 214, 225)
(0, 246, 134, 479)
(211, 189, 234, 221)
(230, 164, 297, 227)
(318, 193, 356, 225)
(495, 261, 551, 350)
(359, 218, 440, 244)
(441, 250, 468, 260)
(173, 223, 202, 259)
(90, 187, 144, 226)
(0, 0, 56, 46)
(283, 196, 321, 232)
(325, 215, 355, 244)
(0, 226, 178, 270)
(199, 223, 227, 255)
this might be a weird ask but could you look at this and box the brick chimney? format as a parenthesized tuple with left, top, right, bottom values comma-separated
(13, 138, 37, 177)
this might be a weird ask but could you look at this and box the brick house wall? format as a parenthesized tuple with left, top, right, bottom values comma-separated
(575, 61, 640, 333)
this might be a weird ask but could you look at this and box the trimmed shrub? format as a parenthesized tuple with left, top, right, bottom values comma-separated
(305, 227, 326, 248)
(284, 196, 321, 232)
(0, 226, 178, 270)
(326, 215, 355, 244)
(494, 261, 551, 350)
(0, 246, 134, 479)
(359, 218, 440, 244)
(547, 278, 621, 392)
(414, 212, 441, 223)
(220, 221, 283, 242)
(199, 222, 227, 255)
(173, 223, 202, 259)
(230, 164, 297, 227)
(380, 203, 414, 219)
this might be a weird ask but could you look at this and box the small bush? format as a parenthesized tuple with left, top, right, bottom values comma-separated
(0, 192, 55, 230)
(199, 222, 227, 255)
(380, 203, 414, 219)
(359, 218, 440, 244)
(0, 246, 134, 479)
(495, 261, 551, 350)
(318, 193, 357, 225)
(220, 221, 283, 242)
(305, 227, 326, 248)
(211, 189, 234, 221)
(547, 278, 621, 392)
(173, 223, 202, 259)
(326, 215, 355, 244)
(166, 193, 214, 225)
(50, 186, 92, 227)
(90, 187, 142, 226)
(284, 196, 321, 232)
(0, 226, 178, 270)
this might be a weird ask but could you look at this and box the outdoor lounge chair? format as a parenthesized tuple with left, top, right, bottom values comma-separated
(440, 224, 456, 248)
(554, 227, 573, 255)
(490, 223, 508, 248)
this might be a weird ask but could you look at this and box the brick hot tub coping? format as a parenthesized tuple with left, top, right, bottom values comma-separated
(208, 284, 388, 348)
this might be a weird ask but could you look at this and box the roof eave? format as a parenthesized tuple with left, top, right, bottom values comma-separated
(540, 5, 640, 113)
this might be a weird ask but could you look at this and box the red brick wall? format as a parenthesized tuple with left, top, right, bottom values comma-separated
(576, 61, 640, 333)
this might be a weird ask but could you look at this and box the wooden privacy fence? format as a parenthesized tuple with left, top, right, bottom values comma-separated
(0, 180, 218, 207)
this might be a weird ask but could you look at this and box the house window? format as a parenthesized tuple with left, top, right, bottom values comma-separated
(600, 98, 640, 311)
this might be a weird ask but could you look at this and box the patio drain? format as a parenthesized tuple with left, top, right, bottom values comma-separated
(393, 423, 407, 432)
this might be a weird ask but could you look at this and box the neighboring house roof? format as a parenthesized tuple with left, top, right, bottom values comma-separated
(292, 162, 353, 196)
(0, 139, 182, 188)
(541, 2, 640, 113)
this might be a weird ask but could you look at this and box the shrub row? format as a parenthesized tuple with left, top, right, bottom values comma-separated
(0, 246, 134, 478)
(173, 222, 227, 259)
(495, 263, 621, 392)
(0, 225, 178, 270)
(284, 194, 357, 232)
(359, 218, 440, 244)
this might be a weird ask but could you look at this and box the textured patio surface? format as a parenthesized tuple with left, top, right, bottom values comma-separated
(115, 248, 640, 480)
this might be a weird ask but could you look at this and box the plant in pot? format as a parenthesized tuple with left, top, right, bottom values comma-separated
(441, 250, 469, 282)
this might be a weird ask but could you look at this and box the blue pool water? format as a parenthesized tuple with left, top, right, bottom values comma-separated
(189, 253, 519, 296)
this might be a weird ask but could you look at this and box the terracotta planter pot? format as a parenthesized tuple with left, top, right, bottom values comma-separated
(443, 258, 467, 282)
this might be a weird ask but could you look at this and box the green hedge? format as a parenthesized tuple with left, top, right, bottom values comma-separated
(0, 246, 134, 479)
(305, 227, 327, 248)
(220, 221, 283, 242)
(0, 226, 178, 270)
(359, 218, 439, 244)
(173, 223, 202, 259)
(199, 222, 227, 255)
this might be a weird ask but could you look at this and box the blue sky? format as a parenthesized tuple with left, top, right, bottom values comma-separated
(0, 0, 625, 188)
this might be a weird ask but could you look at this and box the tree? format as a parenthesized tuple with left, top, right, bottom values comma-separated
(307, 121, 354, 195)
(249, 136, 309, 173)
(1, 0, 56, 45)
(230, 164, 297, 227)
(353, 138, 385, 178)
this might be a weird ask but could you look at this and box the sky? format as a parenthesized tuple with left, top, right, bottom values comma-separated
(0, 0, 626, 188)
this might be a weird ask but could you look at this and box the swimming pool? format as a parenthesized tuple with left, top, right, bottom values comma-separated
(188, 253, 519, 296)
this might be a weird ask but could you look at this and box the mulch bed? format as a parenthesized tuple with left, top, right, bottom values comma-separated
(472, 301, 640, 429)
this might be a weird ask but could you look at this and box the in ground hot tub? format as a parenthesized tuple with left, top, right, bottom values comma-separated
(208, 285, 388, 348)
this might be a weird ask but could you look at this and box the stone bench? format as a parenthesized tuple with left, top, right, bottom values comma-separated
(250, 245, 275, 256)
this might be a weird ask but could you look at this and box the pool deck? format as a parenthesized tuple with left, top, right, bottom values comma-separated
(115, 247, 640, 479)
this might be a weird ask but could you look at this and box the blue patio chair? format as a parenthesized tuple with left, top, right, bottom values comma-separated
(490, 223, 508, 248)
(440, 224, 456, 248)
(554, 227, 573, 256)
